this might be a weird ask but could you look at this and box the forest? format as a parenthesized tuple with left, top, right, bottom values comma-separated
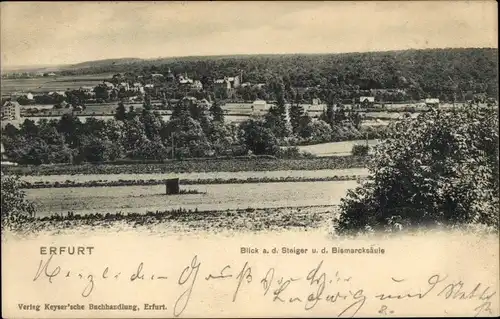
(56, 48, 498, 101)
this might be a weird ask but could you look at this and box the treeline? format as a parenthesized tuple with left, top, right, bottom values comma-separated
(1, 84, 385, 165)
(58, 48, 498, 101)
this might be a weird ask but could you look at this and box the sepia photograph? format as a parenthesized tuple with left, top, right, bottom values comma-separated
(1, 1, 499, 318)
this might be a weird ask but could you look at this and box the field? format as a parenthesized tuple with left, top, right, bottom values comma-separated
(19, 167, 369, 183)
(26, 180, 359, 217)
(296, 140, 380, 157)
(1, 74, 114, 94)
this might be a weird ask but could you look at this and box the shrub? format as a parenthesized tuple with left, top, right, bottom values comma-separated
(335, 106, 499, 234)
(351, 144, 369, 156)
(1, 173, 35, 230)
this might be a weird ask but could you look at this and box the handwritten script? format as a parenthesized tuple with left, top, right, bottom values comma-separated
(32, 255, 497, 317)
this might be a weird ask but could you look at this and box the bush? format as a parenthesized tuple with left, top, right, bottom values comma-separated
(335, 106, 499, 234)
(1, 174, 35, 230)
(351, 144, 370, 156)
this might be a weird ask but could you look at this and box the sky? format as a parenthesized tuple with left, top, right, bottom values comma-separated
(1, 1, 498, 68)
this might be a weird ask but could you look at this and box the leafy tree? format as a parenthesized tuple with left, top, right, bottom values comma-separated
(3, 123, 19, 138)
(208, 122, 238, 156)
(133, 139, 169, 160)
(335, 106, 499, 234)
(122, 117, 148, 154)
(127, 105, 138, 120)
(20, 119, 39, 138)
(239, 119, 280, 155)
(78, 135, 114, 163)
(140, 110, 164, 142)
(57, 113, 82, 148)
(209, 99, 224, 122)
(163, 115, 212, 158)
(300, 119, 333, 143)
(94, 85, 110, 101)
(115, 101, 126, 121)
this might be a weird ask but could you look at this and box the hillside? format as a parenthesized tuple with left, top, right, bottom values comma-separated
(54, 48, 498, 98)
(66, 58, 144, 70)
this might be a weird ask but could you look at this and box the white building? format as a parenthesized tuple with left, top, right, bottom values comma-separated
(132, 83, 144, 94)
(425, 98, 440, 106)
(103, 81, 115, 89)
(359, 96, 375, 103)
(1, 101, 21, 121)
(252, 99, 269, 112)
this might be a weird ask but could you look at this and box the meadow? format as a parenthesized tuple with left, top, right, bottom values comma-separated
(26, 180, 359, 217)
(296, 140, 379, 157)
(1, 73, 114, 94)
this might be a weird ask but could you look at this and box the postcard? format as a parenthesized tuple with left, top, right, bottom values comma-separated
(1, 1, 498, 318)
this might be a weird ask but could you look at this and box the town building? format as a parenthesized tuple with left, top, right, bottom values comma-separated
(178, 74, 194, 85)
(359, 96, 375, 104)
(252, 99, 269, 112)
(118, 82, 130, 91)
(214, 74, 242, 90)
(425, 98, 440, 107)
(103, 81, 115, 89)
(1, 101, 21, 121)
(191, 80, 203, 91)
(132, 83, 145, 94)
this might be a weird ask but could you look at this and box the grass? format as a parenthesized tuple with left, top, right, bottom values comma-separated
(25, 180, 358, 217)
(296, 140, 380, 157)
(6, 206, 335, 235)
(19, 174, 367, 189)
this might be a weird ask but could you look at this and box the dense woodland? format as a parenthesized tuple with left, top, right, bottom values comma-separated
(1, 84, 384, 165)
(53, 48, 498, 102)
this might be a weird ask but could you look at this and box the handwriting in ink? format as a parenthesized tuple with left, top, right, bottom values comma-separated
(205, 265, 232, 280)
(173, 255, 201, 317)
(232, 261, 252, 302)
(33, 255, 60, 284)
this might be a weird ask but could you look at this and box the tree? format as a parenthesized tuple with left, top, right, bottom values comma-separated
(1, 174, 35, 230)
(266, 77, 291, 138)
(143, 94, 152, 110)
(94, 85, 110, 101)
(335, 106, 499, 234)
(208, 122, 237, 156)
(57, 113, 82, 148)
(209, 99, 224, 122)
(115, 102, 126, 121)
(163, 116, 212, 158)
(239, 119, 280, 155)
(127, 105, 137, 120)
(78, 135, 114, 163)
(3, 123, 19, 138)
(300, 119, 332, 143)
(289, 93, 305, 135)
